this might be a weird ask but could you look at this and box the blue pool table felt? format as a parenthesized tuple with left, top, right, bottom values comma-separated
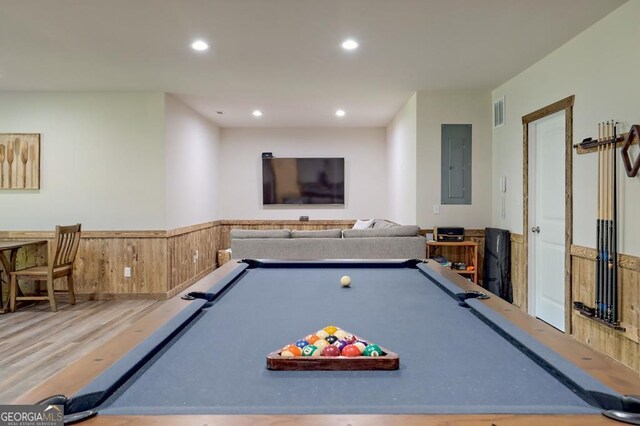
(75, 262, 618, 416)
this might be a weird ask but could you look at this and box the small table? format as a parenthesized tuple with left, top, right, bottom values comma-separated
(0, 239, 48, 313)
(427, 240, 479, 284)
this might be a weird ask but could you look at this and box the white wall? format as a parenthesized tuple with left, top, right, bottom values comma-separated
(416, 90, 493, 229)
(492, 0, 640, 255)
(386, 93, 417, 225)
(218, 128, 388, 220)
(0, 92, 166, 230)
(164, 95, 220, 229)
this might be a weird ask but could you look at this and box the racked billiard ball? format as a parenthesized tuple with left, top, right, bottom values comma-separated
(313, 339, 330, 351)
(333, 329, 348, 340)
(322, 345, 341, 357)
(315, 329, 330, 339)
(323, 325, 338, 335)
(353, 342, 367, 353)
(341, 344, 361, 357)
(332, 339, 348, 352)
(301, 345, 321, 357)
(344, 334, 357, 344)
(363, 344, 383, 357)
(281, 344, 302, 357)
(304, 334, 320, 345)
(295, 339, 310, 349)
(325, 335, 338, 344)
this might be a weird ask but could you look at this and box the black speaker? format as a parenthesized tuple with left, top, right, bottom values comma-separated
(261, 152, 273, 159)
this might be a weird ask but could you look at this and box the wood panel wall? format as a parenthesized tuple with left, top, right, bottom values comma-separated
(509, 235, 639, 373)
(510, 233, 526, 310)
(570, 245, 639, 373)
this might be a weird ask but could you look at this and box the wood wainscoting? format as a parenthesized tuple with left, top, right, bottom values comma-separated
(0, 220, 355, 301)
(510, 233, 526, 310)
(571, 245, 639, 373)
(509, 235, 639, 373)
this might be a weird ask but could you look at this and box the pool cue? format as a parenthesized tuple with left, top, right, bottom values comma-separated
(611, 121, 618, 323)
(596, 123, 603, 318)
(603, 123, 611, 320)
(596, 124, 602, 318)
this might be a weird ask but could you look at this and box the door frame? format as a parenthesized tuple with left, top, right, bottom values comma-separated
(522, 95, 574, 332)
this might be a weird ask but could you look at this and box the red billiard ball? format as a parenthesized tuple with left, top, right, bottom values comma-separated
(341, 344, 361, 357)
(322, 345, 341, 357)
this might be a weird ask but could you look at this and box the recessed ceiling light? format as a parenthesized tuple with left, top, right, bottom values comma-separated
(335, 109, 346, 117)
(190, 40, 209, 51)
(252, 110, 263, 117)
(341, 39, 359, 51)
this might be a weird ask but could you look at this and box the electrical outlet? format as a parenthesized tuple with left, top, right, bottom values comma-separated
(124, 267, 131, 278)
(433, 205, 440, 215)
(195, 249, 199, 259)
(193, 254, 197, 264)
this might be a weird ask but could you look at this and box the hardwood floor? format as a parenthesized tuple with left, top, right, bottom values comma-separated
(0, 297, 161, 403)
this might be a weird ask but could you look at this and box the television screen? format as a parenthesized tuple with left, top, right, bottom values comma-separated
(262, 158, 345, 205)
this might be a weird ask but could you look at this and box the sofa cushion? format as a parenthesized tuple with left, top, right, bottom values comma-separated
(291, 229, 343, 238)
(230, 229, 291, 239)
(372, 219, 400, 229)
(352, 219, 375, 229)
(342, 225, 420, 238)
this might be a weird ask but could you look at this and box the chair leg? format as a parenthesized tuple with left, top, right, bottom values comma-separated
(9, 275, 17, 313)
(67, 273, 76, 305)
(46, 277, 57, 312)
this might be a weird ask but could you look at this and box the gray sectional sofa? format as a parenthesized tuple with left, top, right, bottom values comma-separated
(230, 221, 426, 260)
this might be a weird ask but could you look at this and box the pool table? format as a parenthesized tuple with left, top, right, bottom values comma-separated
(16, 259, 640, 425)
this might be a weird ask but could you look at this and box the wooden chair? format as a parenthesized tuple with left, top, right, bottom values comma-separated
(9, 224, 82, 312)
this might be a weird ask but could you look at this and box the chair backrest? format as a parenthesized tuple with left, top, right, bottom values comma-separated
(50, 224, 82, 269)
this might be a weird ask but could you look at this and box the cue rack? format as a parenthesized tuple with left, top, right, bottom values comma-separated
(572, 120, 639, 331)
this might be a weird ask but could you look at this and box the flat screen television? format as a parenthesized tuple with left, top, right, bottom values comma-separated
(262, 157, 345, 205)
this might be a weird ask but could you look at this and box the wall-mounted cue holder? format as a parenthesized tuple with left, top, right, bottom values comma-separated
(574, 121, 639, 156)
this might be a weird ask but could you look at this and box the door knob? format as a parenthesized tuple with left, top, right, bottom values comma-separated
(531, 226, 540, 233)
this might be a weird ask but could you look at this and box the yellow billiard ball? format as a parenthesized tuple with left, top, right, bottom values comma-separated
(340, 275, 352, 287)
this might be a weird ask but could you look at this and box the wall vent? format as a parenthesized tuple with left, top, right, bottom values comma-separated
(493, 96, 505, 128)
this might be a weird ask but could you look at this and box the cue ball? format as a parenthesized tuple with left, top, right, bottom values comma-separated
(340, 275, 352, 287)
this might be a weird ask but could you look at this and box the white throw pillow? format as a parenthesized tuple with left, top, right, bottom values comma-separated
(352, 219, 374, 229)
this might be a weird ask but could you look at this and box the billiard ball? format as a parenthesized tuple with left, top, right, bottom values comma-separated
(323, 325, 338, 335)
(325, 335, 338, 344)
(344, 334, 357, 344)
(322, 345, 341, 357)
(304, 334, 320, 345)
(295, 339, 310, 349)
(281, 344, 302, 357)
(355, 339, 369, 347)
(363, 344, 383, 357)
(353, 342, 367, 353)
(315, 330, 329, 339)
(301, 345, 321, 357)
(333, 329, 348, 340)
(313, 339, 330, 351)
(340, 276, 351, 287)
(341, 344, 361, 357)
(332, 339, 348, 352)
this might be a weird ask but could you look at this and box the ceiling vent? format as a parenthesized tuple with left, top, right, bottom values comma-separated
(493, 96, 505, 128)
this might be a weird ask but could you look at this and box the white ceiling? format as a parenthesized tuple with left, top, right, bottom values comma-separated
(0, 0, 625, 127)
